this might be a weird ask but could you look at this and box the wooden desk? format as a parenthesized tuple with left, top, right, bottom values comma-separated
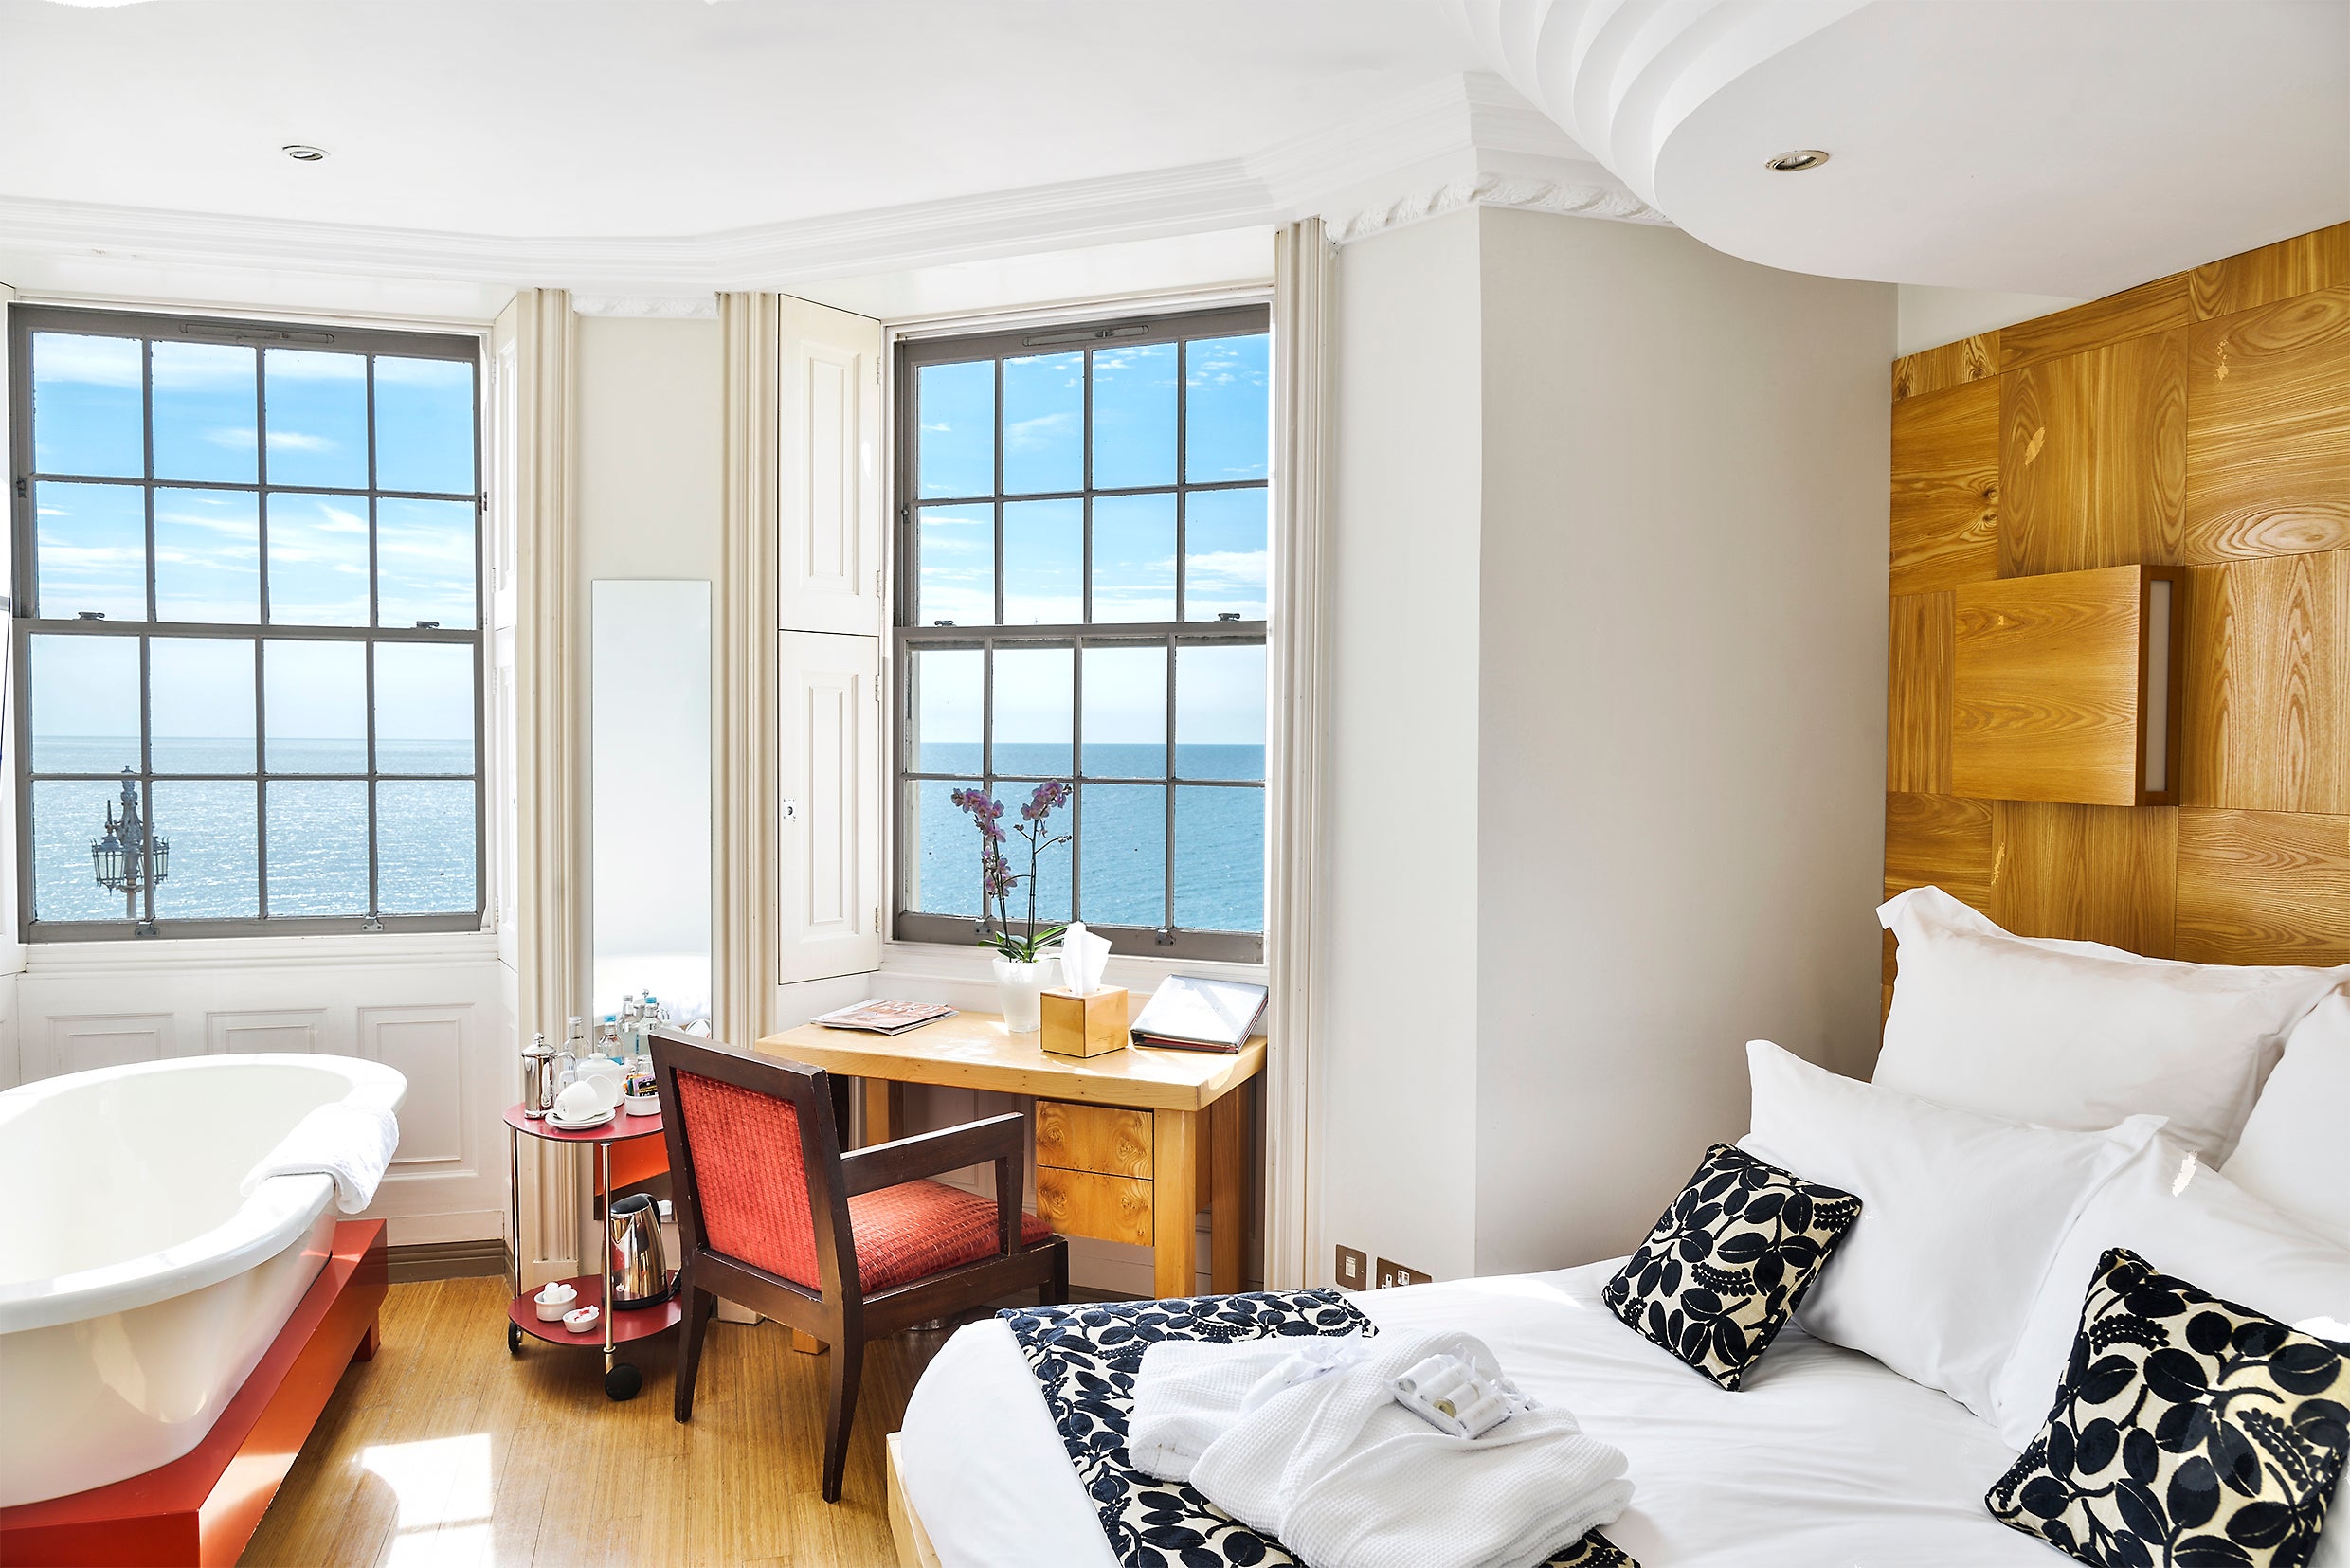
(757, 1012, 1264, 1299)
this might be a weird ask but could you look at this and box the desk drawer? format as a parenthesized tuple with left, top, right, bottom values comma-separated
(1036, 1168, 1153, 1247)
(1035, 1100, 1152, 1180)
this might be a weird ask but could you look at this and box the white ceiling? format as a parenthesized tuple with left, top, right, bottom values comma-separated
(0, 1, 1473, 237)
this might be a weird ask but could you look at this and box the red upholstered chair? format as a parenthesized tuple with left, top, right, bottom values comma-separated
(649, 1027, 1066, 1502)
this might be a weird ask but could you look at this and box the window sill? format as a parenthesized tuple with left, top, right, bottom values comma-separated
(22, 928, 501, 976)
(877, 938, 1267, 992)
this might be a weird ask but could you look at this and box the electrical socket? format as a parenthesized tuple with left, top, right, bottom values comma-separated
(1334, 1245, 1368, 1290)
(1375, 1257, 1435, 1289)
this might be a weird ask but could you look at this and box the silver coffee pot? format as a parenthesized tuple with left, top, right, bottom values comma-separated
(606, 1192, 669, 1308)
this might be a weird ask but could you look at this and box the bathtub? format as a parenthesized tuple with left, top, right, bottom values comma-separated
(0, 1053, 407, 1507)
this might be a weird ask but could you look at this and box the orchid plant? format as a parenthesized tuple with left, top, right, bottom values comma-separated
(949, 780, 1073, 964)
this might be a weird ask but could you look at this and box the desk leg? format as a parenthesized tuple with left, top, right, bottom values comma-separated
(862, 1078, 903, 1146)
(1209, 1090, 1245, 1295)
(1152, 1108, 1198, 1300)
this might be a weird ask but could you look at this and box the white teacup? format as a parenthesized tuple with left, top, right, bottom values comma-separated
(554, 1078, 615, 1122)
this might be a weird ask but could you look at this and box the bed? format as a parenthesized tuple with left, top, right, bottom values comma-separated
(894, 1258, 2057, 1568)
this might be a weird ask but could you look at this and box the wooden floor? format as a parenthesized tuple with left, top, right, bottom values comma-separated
(244, 1276, 984, 1568)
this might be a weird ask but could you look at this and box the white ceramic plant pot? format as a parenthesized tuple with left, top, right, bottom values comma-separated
(993, 956, 1053, 1033)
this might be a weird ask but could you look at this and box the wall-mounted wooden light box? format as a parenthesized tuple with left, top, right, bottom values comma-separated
(1951, 563, 2182, 807)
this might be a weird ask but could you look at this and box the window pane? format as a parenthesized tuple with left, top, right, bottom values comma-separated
(1078, 782, 1164, 928)
(375, 642, 475, 774)
(1080, 643, 1166, 777)
(150, 637, 255, 773)
(149, 781, 259, 919)
(265, 779, 369, 914)
(1183, 486, 1268, 622)
(34, 481, 145, 621)
(910, 646, 982, 775)
(992, 791, 1071, 928)
(1175, 643, 1266, 780)
(1091, 343, 1176, 491)
(377, 780, 476, 913)
(32, 779, 137, 921)
(376, 497, 476, 629)
(154, 487, 261, 622)
(372, 357, 475, 495)
(1002, 351, 1082, 496)
(1092, 492, 1175, 622)
(1184, 333, 1270, 484)
(264, 640, 366, 773)
(917, 360, 993, 499)
(151, 341, 257, 484)
(1175, 784, 1263, 932)
(262, 349, 368, 489)
(907, 779, 984, 917)
(266, 492, 371, 624)
(993, 645, 1072, 779)
(30, 633, 139, 775)
(916, 504, 993, 626)
(31, 333, 143, 479)
(1003, 498, 1080, 624)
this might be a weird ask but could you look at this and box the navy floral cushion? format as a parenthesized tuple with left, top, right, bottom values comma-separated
(1602, 1142, 1862, 1389)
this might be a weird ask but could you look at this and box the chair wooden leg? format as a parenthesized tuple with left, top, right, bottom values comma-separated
(822, 1333, 866, 1504)
(1048, 1238, 1069, 1306)
(675, 1283, 716, 1423)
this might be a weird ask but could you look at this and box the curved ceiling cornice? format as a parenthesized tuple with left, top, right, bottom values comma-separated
(1458, 0, 2350, 298)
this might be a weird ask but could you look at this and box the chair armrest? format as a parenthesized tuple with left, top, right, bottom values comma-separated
(840, 1112, 1026, 1198)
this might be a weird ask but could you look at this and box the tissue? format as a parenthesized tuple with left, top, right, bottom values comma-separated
(1059, 921, 1112, 996)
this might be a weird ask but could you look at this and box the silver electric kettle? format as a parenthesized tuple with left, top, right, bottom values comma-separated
(606, 1192, 671, 1308)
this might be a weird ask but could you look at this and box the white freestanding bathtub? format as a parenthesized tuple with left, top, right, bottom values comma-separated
(0, 1054, 407, 1507)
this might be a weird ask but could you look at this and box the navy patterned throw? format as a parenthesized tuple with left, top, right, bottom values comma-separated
(999, 1289, 1637, 1568)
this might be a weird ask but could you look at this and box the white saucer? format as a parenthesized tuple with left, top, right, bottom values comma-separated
(547, 1107, 616, 1131)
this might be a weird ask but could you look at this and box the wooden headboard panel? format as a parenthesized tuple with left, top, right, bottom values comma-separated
(1884, 222, 2350, 1013)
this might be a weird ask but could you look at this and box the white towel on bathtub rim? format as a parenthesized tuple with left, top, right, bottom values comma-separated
(1130, 1334, 1372, 1482)
(1187, 1329, 1633, 1568)
(240, 1100, 402, 1213)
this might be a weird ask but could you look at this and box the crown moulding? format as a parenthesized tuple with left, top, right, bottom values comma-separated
(1328, 172, 1671, 245)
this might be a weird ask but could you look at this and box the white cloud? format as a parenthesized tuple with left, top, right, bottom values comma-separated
(265, 430, 340, 453)
(33, 333, 140, 388)
(203, 426, 259, 449)
(1005, 410, 1076, 451)
(371, 356, 470, 388)
(1184, 549, 1268, 586)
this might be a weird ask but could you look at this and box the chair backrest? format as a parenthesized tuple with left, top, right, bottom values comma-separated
(649, 1027, 855, 1300)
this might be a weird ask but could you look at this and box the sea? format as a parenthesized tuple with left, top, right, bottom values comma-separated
(29, 736, 1267, 935)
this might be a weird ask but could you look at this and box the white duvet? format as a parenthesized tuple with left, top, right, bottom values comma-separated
(897, 1260, 2065, 1568)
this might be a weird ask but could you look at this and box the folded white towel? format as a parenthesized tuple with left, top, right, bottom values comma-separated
(1189, 1330, 1632, 1568)
(1130, 1335, 1370, 1481)
(240, 1100, 401, 1214)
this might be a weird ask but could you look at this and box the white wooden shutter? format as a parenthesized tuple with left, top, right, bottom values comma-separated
(776, 297, 885, 638)
(776, 630, 882, 982)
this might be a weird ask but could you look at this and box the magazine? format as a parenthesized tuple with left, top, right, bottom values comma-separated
(813, 1000, 958, 1036)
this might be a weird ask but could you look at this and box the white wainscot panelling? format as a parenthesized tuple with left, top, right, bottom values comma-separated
(777, 631, 882, 983)
(776, 297, 884, 638)
(42, 1013, 173, 1078)
(206, 1008, 327, 1055)
(359, 1004, 473, 1173)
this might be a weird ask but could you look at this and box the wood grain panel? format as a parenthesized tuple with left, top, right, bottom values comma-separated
(2181, 550, 2350, 814)
(1888, 592, 1954, 792)
(2000, 273, 2192, 370)
(2185, 287, 2350, 562)
(1034, 1167, 1153, 1247)
(1885, 792, 1995, 908)
(1892, 333, 1999, 402)
(2175, 808, 2350, 964)
(1034, 1099, 1151, 1179)
(2189, 224, 2350, 321)
(1989, 800, 2177, 957)
(1890, 378, 2001, 592)
(2001, 332, 2186, 575)
(1952, 567, 2148, 805)
(1151, 1108, 1198, 1298)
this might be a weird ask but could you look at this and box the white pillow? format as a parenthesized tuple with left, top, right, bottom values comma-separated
(2225, 989, 2350, 1249)
(1876, 886, 2349, 1161)
(1993, 1129, 2350, 1449)
(1740, 1038, 2159, 1422)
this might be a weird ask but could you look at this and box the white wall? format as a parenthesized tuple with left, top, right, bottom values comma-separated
(1318, 210, 1489, 1283)
(1471, 207, 1892, 1275)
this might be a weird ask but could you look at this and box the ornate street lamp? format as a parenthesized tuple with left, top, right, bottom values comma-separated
(90, 768, 168, 924)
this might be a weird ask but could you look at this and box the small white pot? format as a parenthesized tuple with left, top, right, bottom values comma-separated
(992, 956, 1055, 1034)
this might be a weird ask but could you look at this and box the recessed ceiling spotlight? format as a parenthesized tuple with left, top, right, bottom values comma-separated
(1765, 149, 1831, 172)
(282, 144, 329, 163)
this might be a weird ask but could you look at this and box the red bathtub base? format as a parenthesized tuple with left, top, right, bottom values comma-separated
(1, 1218, 389, 1568)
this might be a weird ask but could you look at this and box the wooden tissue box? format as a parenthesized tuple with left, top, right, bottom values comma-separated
(1039, 986, 1129, 1057)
